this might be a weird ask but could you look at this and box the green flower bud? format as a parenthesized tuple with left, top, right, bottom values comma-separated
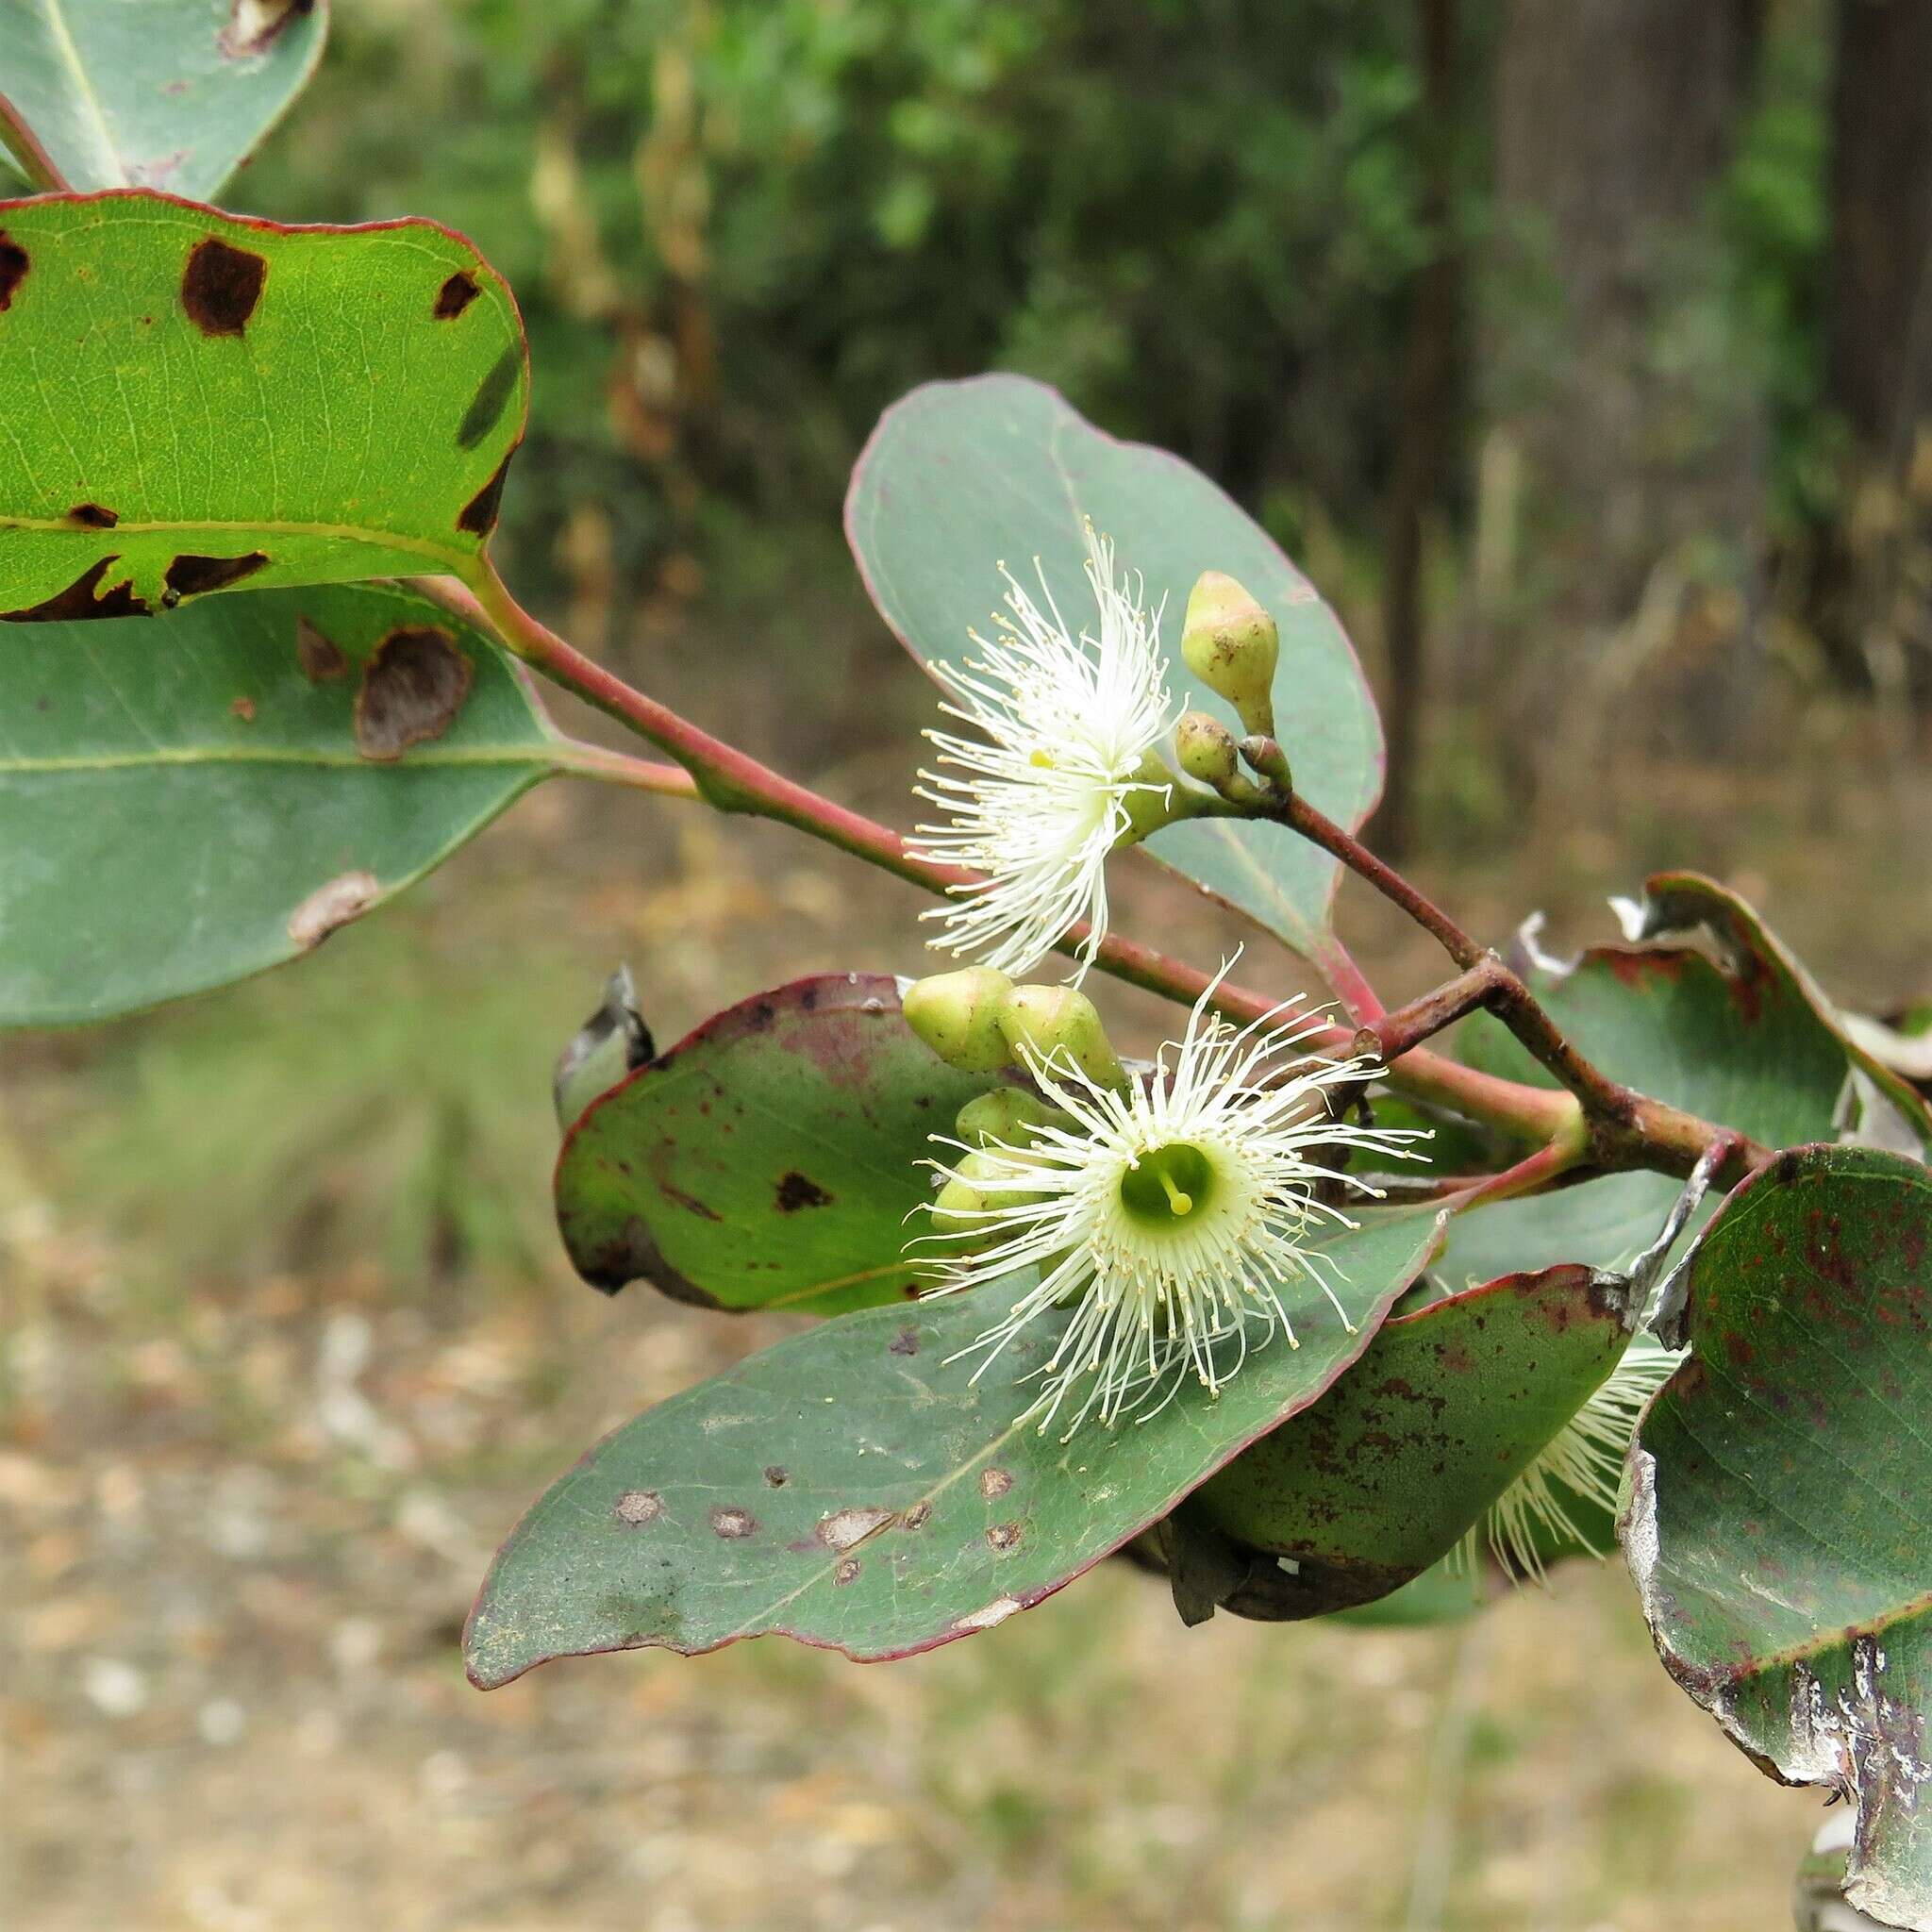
(1181, 571, 1278, 738)
(997, 984, 1127, 1091)
(929, 1147, 1047, 1244)
(1118, 750, 1181, 841)
(929, 1172, 994, 1243)
(903, 966, 1014, 1073)
(955, 1087, 1067, 1149)
(1174, 709, 1240, 789)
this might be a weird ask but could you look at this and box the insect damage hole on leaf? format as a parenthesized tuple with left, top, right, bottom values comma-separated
(163, 552, 269, 605)
(2, 558, 146, 622)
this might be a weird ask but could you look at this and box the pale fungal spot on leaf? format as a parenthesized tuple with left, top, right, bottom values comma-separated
(220, 0, 316, 58)
(833, 1557, 860, 1586)
(952, 1595, 1022, 1634)
(709, 1507, 757, 1540)
(979, 1467, 1012, 1501)
(287, 870, 379, 950)
(815, 1506, 893, 1552)
(985, 1522, 1023, 1553)
(613, 1489, 662, 1527)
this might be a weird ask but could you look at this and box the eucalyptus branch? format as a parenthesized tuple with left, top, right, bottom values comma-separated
(440, 565, 1763, 1190)
(1225, 746, 1772, 1190)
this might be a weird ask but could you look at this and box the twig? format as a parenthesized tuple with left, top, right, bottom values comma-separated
(436, 562, 1766, 1186)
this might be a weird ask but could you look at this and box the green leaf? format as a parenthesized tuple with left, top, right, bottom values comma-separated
(0, 191, 525, 618)
(843, 374, 1382, 966)
(1443, 1173, 1688, 1288)
(1184, 1263, 1629, 1612)
(1626, 1146, 1932, 1931)
(554, 974, 997, 1314)
(463, 1209, 1442, 1685)
(0, 1, 327, 201)
(1, 581, 562, 1025)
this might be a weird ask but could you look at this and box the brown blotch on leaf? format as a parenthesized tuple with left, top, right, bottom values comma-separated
(295, 615, 348, 683)
(710, 1507, 757, 1540)
(2, 557, 148, 623)
(457, 344, 521, 450)
(833, 1557, 861, 1587)
(614, 1489, 662, 1527)
(230, 696, 257, 723)
(900, 1501, 932, 1531)
(456, 447, 515, 537)
(762, 1466, 789, 1489)
(181, 237, 267, 336)
(354, 625, 474, 762)
(775, 1171, 832, 1213)
(287, 870, 379, 950)
(67, 502, 118, 530)
(0, 232, 27, 311)
(220, 0, 317, 58)
(979, 1467, 1013, 1501)
(888, 1327, 919, 1357)
(985, 1522, 1024, 1553)
(434, 271, 481, 320)
(162, 551, 268, 605)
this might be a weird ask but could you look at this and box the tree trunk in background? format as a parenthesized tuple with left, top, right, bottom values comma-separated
(1478, 0, 1766, 791)
(1375, 0, 1461, 861)
(1817, 0, 1932, 708)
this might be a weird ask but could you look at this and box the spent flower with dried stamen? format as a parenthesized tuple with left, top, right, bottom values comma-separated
(908, 525, 1177, 980)
(1476, 1337, 1683, 1580)
(914, 973, 1428, 1439)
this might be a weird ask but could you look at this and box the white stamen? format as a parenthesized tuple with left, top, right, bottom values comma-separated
(907, 525, 1176, 981)
(911, 968, 1430, 1440)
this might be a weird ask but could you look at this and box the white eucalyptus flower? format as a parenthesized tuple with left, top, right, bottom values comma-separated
(908, 525, 1177, 981)
(1480, 1336, 1683, 1580)
(916, 978, 1428, 1439)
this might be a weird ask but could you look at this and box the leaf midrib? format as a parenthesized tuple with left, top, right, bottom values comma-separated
(0, 744, 556, 774)
(36, 0, 121, 186)
(0, 512, 470, 574)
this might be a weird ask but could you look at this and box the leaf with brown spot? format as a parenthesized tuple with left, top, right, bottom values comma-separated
(0, 581, 567, 1026)
(464, 1210, 1443, 1683)
(554, 974, 995, 1314)
(1187, 1264, 1629, 1617)
(0, 192, 527, 618)
(1627, 1148, 1932, 1931)
(0, 0, 327, 202)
